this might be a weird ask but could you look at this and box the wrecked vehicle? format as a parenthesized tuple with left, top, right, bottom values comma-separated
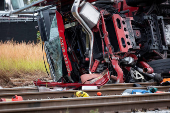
(12, 0, 170, 87)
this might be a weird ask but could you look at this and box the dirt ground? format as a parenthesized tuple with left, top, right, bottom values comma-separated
(0, 70, 51, 88)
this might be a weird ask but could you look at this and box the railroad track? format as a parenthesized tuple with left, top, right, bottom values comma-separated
(102, 82, 157, 89)
(0, 82, 169, 113)
(0, 92, 170, 109)
(0, 87, 38, 94)
(0, 86, 169, 99)
(0, 98, 170, 112)
(0, 82, 157, 94)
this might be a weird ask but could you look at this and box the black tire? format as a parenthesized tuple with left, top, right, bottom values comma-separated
(126, 0, 166, 7)
(153, 73, 163, 83)
(148, 59, 170, 74)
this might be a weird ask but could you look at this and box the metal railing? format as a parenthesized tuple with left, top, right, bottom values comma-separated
(0, 17, 37, 22)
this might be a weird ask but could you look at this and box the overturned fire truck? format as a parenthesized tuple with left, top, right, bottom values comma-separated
(12, 0, 170, 88)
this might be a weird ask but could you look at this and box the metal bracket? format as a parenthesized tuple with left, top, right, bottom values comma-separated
(71, 0, 94, 74)
(130, 68, 145, 80)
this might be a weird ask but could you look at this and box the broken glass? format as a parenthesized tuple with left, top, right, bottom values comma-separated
(45, 14, 62, 82)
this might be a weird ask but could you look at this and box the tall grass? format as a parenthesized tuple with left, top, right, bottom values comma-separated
(0, 40, 49, 81)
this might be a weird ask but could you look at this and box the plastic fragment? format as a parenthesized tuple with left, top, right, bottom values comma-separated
(75, 91, 90, 97)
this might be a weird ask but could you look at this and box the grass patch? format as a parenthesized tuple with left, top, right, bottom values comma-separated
(0, 40, 48, 73)
(0, 40, 50, 87)
(90, 109, 99, 113)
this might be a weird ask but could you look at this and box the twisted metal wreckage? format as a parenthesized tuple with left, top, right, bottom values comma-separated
(11, 0, 170, 88)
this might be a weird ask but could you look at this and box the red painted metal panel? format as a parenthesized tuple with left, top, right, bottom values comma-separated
(117, 0, 138, 16)
(100, 10, 124, 83)
(91, 59, 100, 73)
(56, 11, 73, 76)
(112, 14, 129, 52)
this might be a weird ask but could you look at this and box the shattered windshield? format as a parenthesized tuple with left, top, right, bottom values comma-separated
(45, 14, 62, 82)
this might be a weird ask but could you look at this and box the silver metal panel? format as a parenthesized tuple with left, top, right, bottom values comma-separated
(165, 25, 170, 46)
(79, 2, 100, 29)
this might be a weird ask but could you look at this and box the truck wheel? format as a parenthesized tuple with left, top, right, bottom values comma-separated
(148, 59, 170, 74)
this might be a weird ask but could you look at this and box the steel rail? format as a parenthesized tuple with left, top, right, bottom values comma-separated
(0, 86, 169, 99)
(0, 99, 170, 113)
(0, 82, 157, 94)
(102, 82, 157, 88)
(105, 107, 170, 113)
(0, 87, 38, 94)
(0, 92, 170, 110)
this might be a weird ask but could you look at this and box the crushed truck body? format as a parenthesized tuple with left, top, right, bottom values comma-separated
(10, 0, 170, 88)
